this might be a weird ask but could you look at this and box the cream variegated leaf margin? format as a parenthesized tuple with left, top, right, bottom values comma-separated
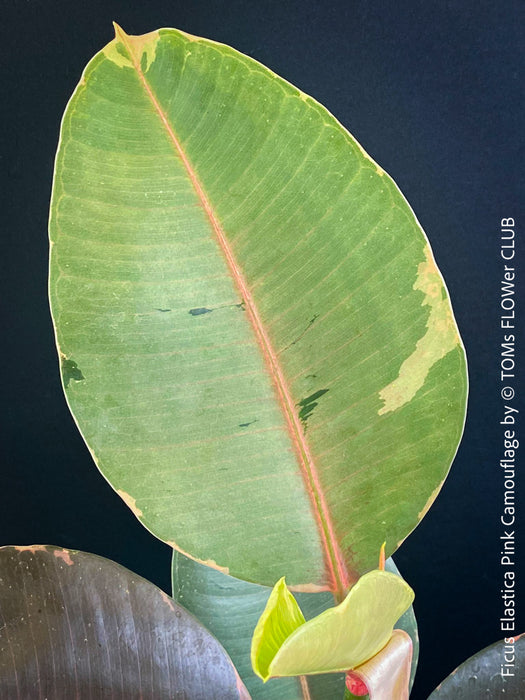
(251, 570, 414, 681)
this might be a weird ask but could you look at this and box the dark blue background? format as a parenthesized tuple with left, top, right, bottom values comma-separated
(2, 2, 523, 697)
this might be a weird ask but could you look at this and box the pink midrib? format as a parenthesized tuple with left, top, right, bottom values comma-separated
(118, 30, 352, 599)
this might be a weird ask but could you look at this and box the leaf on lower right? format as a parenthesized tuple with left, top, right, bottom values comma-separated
(428, 634, 525, 698)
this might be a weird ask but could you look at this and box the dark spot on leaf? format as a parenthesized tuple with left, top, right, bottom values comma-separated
(239, 419, 258, 428)
(305, 374, 317, 379)
(297, 389, 329, 429)
(236, 301, 246, 311)
(61, 358, 85, 388)
(140, 51, 148, 73)
(155, 308, 171, 313)
(189, 307, 213, 316)
(300, 389, 330, 404)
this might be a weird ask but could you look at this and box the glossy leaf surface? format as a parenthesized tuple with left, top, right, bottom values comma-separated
(0, 545, 248, 699)
(172, 552, 417, 699)
(49, 25, 467, 591)
(428, 635, 525, 699)
(346, 629, 412, 699)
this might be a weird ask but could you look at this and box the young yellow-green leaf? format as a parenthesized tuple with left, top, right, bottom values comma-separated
(252, 570, 413, 681)
(251, 577, 306, 681)
(49, 25, 467, 592)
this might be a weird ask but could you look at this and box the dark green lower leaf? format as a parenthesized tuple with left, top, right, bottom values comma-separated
(428, 635, 525, 699)
(0, 545, 248, 699)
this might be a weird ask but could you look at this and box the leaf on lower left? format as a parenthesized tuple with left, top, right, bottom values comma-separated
(0, 545, 249, 699)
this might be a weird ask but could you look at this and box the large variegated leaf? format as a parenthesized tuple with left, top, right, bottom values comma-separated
(172, 552, 418, 699)
(0, 545, 248, 699)
(49, 25, 467, 592)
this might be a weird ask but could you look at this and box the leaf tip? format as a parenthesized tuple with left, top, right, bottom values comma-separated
(112, 22, 128, 42)
(275, 575, 287, 590)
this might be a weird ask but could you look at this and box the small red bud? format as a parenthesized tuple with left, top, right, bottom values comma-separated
(345, 671, 369, 696)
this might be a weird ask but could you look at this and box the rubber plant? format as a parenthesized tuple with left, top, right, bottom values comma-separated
(3, 24, 470, 698)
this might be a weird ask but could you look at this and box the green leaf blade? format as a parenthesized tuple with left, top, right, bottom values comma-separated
(50, 26, 467, 589)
